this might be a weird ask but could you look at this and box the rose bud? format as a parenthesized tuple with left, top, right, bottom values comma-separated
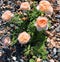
(35, 16, 48, 31)
(20, 2, 30, 10)
(2, 10, 14, 21)
(3, 37, 11, 46)
(18, 32, 31, 44)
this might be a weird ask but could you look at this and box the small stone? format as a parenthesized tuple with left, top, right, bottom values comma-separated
(42, 60, 48, 62)
(57, 48, 60, 53)
(57, 0, 60, 5)
(58, 56, 60, 61)
(7, 58, 10, 61)
(57, 33, 60, 36)
(0, 0, 3, 5)
(53, 55, 58, 59)
(0, 19, 2, 25)
(0, 51, 2, 56)
(50, 39, 56, 47)
(54, 24, 58, 27)
(55, 35, 60, 38)
(53, 48, 57, 55)
(49, 59, 54, 62)
(56, 38, 60, 41)
(15, 61, 19, 62)
(47, 38, 50, 42)
(10, 24, 14, 27)
(8, 1, 11, 5)
(46, 31, 54, 36)
(20, 59, 24, 62)
(57, 19, 60, 22)
(16, 1, 21, 5)
(50, 26, 55, 29)
(0, 50, 4, 56)
(55, 25, 60, 32)
(55, 15, 60, 19)
(58, 53, 60, 57)
(12, 56, 16, 61)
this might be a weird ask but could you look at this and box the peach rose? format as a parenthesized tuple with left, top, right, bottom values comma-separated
(18, 32, 31, 44)
(35, 16, 48, 31)
(20, 2, 30, 10)
(37, 1, 53, 15)
(2, 10, 14, 21)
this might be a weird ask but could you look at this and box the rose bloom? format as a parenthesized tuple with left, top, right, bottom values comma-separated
(2, 10, 14, 21)
(18, 32, 31, 44)
(37, 0, 53, 15)
(35, 16, 48, 31)
(20, 2, 30, 10)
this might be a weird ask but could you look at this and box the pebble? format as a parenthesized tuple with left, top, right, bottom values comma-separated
(55, 15, 60, 19)
(53, 47, 57, 55)
(58, 53, 60, 57)
(54, 24, 58, 27)
(55, 25, 60, 32)
(50, 26, 55, 29)
(10, 24, 15, 27)
(55, 35, 60, 38)
(0, 30, 6, 34)
(7, 58, 11, 61)
(58, 56, 60, 61)
(53, 55, 58, 59)
(46, 31, 54, 36)
(0, 0, 3, 6)
(19, 59, 24, 62)
(57, 19, 60, 22)
(49, 59, 54, 62)
(0, 22, 1, 26)
(57, 48, 60, 53)
(8, 1, 11, 5)
(42, 60, 48, 62)
(56, 38, 60, 41)
(12, 56, 16, 61)
(47, 38, 50, 42)
(57, 0, 60, 5)
(0, 51, 3, 56)
(15, 61, 19, 62)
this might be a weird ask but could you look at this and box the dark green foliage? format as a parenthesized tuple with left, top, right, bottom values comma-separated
(26, 8, 44, 22)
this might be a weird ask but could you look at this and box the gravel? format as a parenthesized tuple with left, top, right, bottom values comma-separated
(0, 0, 60, 62)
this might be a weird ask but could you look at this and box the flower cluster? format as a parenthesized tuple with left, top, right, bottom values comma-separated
(1, 0, 53, 61)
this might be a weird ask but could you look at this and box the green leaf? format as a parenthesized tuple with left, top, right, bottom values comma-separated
(48, 20, 51, 29)
(27, 20, 36, 36)
(29, 59, 35, 62)
(11, 37, 17, 46)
